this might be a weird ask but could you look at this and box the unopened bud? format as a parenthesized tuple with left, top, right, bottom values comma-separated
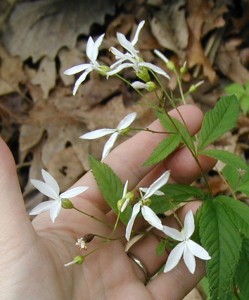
(188, 80, 204, 93)
(146, 81, 157, 92)
(180, 61, 187, 74)
(61, 199, 74, 209)
(64, 255, 85, 267)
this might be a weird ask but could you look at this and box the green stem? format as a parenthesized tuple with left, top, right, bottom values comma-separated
(73, 206, 109, 226)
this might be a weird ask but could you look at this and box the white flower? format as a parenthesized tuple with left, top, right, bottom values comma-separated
(163, 210, 211, 274)
(125, 171, 170, 241)
(29, 169, 88, 222)
(80, 112, 137, 161)
(107, 21, 169, 79)
(64, 34, 105, 95)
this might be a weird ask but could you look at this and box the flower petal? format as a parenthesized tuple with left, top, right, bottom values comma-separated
(143, 171, 170, 199)
(41, 169, 60, 195)
(131, 20, 145, 46)
(125, 202, 141, 241)
(73, 68, 92, 95)
(49, 200, 62, 223)
(183, 245, 196, 274)
(154, 49, 169, 64)
(117, 32, 138, 57)
(139, 62, 170, 79)
(64, 63, 90, 75)
(80, 128, 115, 139)
(162, 225, 183, 242)
(117, 112, 137, 130)
(60, 186, 88, 199)
(101, 132, 119, 160)
(122, 180, 129, 198)
(31, 179, 58, 200)
(141, 206, 163, 230)
(107, 62, 134, 76)
(183, 210, 195, 239)
(86, 34, 105, 62)
(164, 242, 184, 272)
(29, 200, 55, 215)
(187, 240, 211, 260)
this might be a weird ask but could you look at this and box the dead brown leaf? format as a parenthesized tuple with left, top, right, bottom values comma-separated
(2, 0, 118, 62)
(187, 0, 217, 82)
(150, 0, 189, 60)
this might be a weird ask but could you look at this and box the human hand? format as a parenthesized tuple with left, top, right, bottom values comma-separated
(0, 104, 215, 300)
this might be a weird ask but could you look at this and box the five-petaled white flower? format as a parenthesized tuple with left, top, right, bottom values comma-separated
(163, 210, 211, 274)
(107, 21, 169, 79)
(64, 34, 105, 95)
(80, 112, 137, 161)
(29, 169, 88, 223)
(125, 171, 170, 241)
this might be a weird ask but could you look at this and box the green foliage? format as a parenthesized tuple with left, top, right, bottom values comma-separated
(201, 148, 248, 171)
(225, 82, 249, 115)
(197, 95, 240, 151)
(156, 110, 195, 152)
(156, 239, 169, 256)
(218, 195, 249, 239)
(89, 155, 132, 224)
(222, 165, 240, 190)
(160, 183, 206, 202)
(144, 134, 181, 166)
(198, 199, 242, 299)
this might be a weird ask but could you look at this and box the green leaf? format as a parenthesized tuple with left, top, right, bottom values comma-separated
(224, 83, 245, 98)
(200, 149, 248, 170)
(233, 239, 249, 298)
(149, 195, 178, 214)
(198, 199, 242, 299)
(198, 95, 240, 151)
(89, 155, 131, 224)
(144, 134, 181, 166)
(157, 111, 195, 152)
(222, 165, 240, 190)
(160, 183, 206, 202)
(156, 239, 168, 256)
(217, 195, 249, 239)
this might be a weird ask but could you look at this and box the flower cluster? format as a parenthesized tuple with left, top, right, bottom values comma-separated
(30, 20, 211, 276)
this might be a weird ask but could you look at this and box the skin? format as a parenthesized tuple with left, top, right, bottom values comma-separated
(0, 105, 215, 300)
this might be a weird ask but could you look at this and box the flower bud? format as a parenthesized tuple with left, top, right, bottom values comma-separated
(64, 255, 85, 267)
(61, 199, 74, 209)
(166, 61, 175, 71)
(188, 80, 204, 93)
(180, 61, 187, 74)
(146, 81, 157, 92)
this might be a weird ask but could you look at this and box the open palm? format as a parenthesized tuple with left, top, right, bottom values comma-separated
(0, 105, 215, 300)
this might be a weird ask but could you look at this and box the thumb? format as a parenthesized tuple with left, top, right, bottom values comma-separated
(0, 137, 36, 254)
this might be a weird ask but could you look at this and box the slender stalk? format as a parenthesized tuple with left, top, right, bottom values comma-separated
(73, 206, 109, 226)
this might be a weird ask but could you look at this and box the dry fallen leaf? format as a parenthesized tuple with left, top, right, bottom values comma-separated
(2, 0, 118, 62)
(0, 44, 26, 95)
(187, 0, 217, 82)
(31, 56, 56, 99)
(150, 0, 189, 60)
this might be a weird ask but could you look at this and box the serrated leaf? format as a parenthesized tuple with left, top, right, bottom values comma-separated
(149, 195, 178, 214)
(198, 95, 240, 151)
(201, 149, 248, 171)
(144, 134, 181, 166)
(222, 165, 240, 190)
(157, 111, 195, 152)
(217, 195, 249, 239)
(234, 239, 249, 299)
(198, 199, 242, 299)
(89, 156, 131, 224)
(160, 183, 206, 202)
